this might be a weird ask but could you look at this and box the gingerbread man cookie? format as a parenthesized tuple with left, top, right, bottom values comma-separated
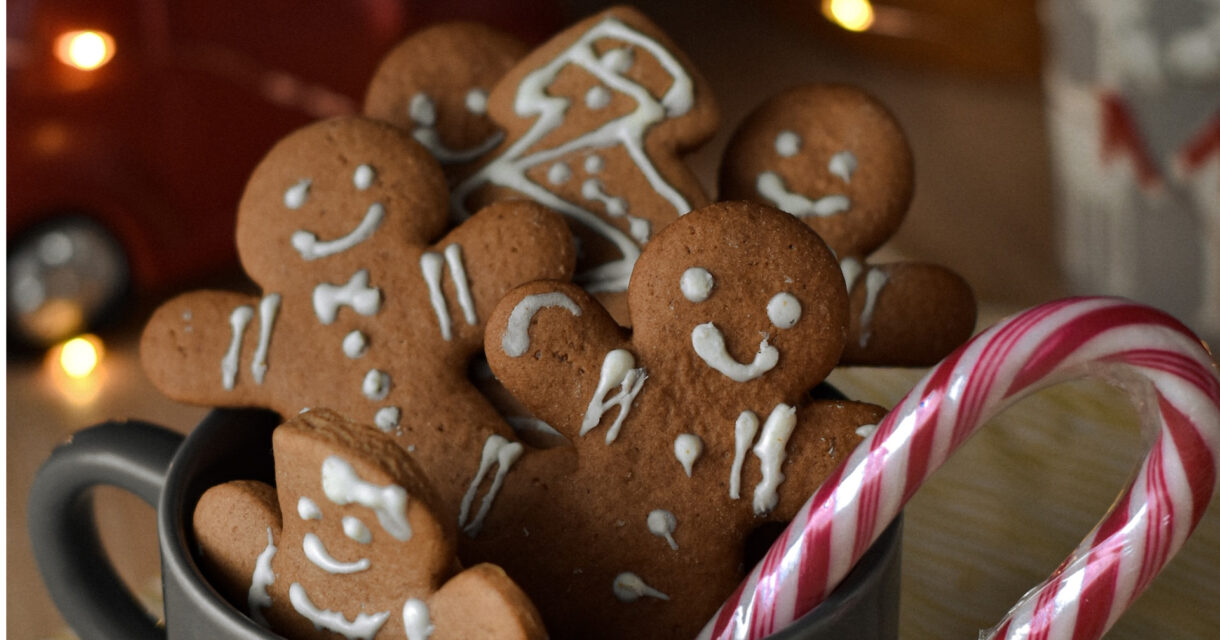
(364, 22, 529, 182)
(466, 201, 887, 639)
(141, 116, 575, 518)
(720, 84, 976, 365)
(451, 6, 720, 322)
(194, 409, 547, 640)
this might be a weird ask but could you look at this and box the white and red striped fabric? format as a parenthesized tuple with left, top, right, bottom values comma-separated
(699, 297, 1220, 640)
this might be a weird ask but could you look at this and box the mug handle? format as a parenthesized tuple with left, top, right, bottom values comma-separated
(29, 420, 184, 640)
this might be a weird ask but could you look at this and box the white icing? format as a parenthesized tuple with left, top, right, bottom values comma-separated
(465, 88, 489, 115)
(647, 509, 678, 550)
(298, 497, 322, 521)
(586, 85, 612, 109)
(303, 532, 371, 574)
(580, 349, 647, 443)
(403, 599, 435, 640)
(680, 267, 714, 302)
(342, 330, 368, 358)
(613, 572, 669, 602)
(420, 244, 477, 342)
(775, 130, 801, 157)
(343, 516, 371, 543)
(248, 528, 276, 627)
(251, 294, 280, 384)
(458, 435, 524, 536)
(673, 433, 703, 477)
(288, 582, 389, 640)
(284, 179, 311, 210)
(766, 292, 801, 329)
(548, 162, 572, 185)
(374, 407, 400, 433)
(222, 305, 254, 390)
(581, 179, 649, 243)
(313, 270, 381, 325)
(859, 267, 889, 347)
(451, 16, 697, 293)
(501, 292, 583, 357)
(828, 150, 858, 183)
(756, 171, 851, 217)
(840, 257, 864, 290)
(409, 92, 505, 164)
(584, 154, 605, 174)
(353, 164, 376, 191)
(751, 404, 798, 515)
(292, 203, 385, 260)
(855, 423, 878, 438)
(690, 323, 779, 382)
(409, 93, 437, 126)
(730, 411, 759, 500)
(321, 456, 411, 541)
(362, 369, 391, 402)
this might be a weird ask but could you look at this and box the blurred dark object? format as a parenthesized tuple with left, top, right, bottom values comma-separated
(763, 0, 1042, 77)
(6, 0, 563, 350)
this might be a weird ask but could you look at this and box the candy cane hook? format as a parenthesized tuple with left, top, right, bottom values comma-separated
(700, 297, 1220, 640)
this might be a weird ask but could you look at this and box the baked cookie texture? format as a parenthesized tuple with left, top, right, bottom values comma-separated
(193, 409, 547, 640)
(140, 116, 576, 518)
(720, 84, 976, 365)
(472, 201, 886, 639)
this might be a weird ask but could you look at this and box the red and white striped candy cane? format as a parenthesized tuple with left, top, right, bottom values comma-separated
(699, 297, 1220, 640)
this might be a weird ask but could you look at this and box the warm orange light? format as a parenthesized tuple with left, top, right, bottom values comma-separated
(58, 334, 104, 379)
(822, 0, 876, 32)
(54, 30, 116, 70)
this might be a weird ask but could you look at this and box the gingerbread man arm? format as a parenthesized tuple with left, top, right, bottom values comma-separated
(192, 479, 281, 616)
(840, 260, 977, 366)
(421, 200, 576, 352)
(140, 290, 282, 408)
(426, 563, 547, 640)
(485, 280, 629, 441)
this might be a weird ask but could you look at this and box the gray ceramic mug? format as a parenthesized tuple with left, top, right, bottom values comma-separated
(29, 408, 901, 639)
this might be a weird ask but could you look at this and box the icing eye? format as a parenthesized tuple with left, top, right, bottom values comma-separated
(828, 151, 858, 183)
(775, 130, 802, 158)
(284, 179, 311, 210)
(680, 267, 714, 303)
(353, 164, 376, 191)
(408, 93, 436, 126)
(465, 88, 488, 115)
(766, 292, 802, 329)
(298, 496, 322, 520)
(343, 516, 372, 544)
(586, 85, 611, 109)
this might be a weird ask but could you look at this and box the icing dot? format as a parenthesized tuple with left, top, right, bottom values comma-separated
(647, 509, 678, 550)
(766, 292, 802, 329)
(586, 85, 612, 110)
(600, 47, 634, 74)
(775, 130, 802, 158)
(362, 370, 391, 401)
(284, 179, 311, 210)
(353, 164, 376, 191)
(547, 162, 572, 185)
(613, 572, 669, 602)
(465, 88, 488, 115)
(828, 150, 858, 183)
(403, 599, 434, 640)
(855, 423, 878, 438)
(673, 433, 703, 477)
(342, 330, 368, 358)
(584, 154, 605, 174)
(343, 516, 372, 544)
(680, 267, 714, 302)
(375, 407, 400, 432)
(409, 93, 436, 126)
(298, 497, 322, 520)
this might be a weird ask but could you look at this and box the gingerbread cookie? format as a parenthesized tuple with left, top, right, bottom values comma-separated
(364, 22, 529, 182)
(719, 84, 976, 365)
(194, 409, 547, 640)
(465, 201, 887, 639)
(140, 116, 576, 519)
(451, 5, 720, 322)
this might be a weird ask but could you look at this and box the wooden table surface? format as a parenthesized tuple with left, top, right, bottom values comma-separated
(9, 1, 1218, 638)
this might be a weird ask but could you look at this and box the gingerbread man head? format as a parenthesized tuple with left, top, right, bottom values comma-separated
(720, 84, 976, 365)
(470, 201, 887, 639)
(141, 116, 575, 515)
(193, 409, 547, 640)
(364, 21, 529, 181)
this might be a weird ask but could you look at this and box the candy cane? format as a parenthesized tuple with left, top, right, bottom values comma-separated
(699, 297, 1220, 640)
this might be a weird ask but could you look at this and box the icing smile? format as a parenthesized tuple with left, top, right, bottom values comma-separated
(690, 323, 778, 382)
